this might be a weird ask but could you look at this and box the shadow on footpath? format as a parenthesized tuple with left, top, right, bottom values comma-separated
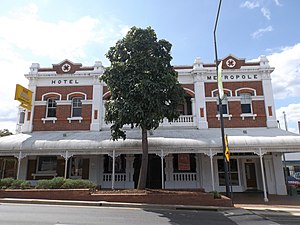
(142, 207, 236, 225)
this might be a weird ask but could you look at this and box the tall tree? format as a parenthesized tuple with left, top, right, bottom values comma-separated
(101, 26, 185, 189)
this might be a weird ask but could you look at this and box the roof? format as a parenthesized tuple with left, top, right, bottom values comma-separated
(0, 128, 300, 156)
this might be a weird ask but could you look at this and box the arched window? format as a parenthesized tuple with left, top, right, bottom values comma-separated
(46, 98, 57, 117)
(71, 97, 83, 117)
(177, 95, 192, 115)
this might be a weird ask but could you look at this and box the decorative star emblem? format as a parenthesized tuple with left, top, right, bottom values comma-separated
(62, 63, 71, 72)
(226, 59, 236, 68)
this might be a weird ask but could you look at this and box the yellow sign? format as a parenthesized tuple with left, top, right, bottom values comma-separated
(14, 84, 32, 110)
(225, 134, 230, 162)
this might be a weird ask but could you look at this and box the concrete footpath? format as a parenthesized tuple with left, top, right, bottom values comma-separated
(232, 192, 300, 225)
(1, 193, 300, 225)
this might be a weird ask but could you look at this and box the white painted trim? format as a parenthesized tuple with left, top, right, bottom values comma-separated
(235, 87, 257, 96)
(240, 113, 257, 120)
(34, 101, 47, 106)
(56, 100, 71, 105)
(211, 88, 232, 97)
(67, 92, 87, 100)
(67, 117, 83, 123)
(216, 114, 232, 120)
(41, 92, 62, 101)
(41, 117, 57, 124)
(103, 91, 110, 99)
(183, 87, 195, 96)
(81, 100, 93, 105)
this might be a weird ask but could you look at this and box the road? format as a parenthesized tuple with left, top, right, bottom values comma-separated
(248, 208, 300, 225)
(0, 203, 236, 225)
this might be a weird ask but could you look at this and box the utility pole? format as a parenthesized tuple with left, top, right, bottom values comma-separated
(213, 0, 230, 197)
(282, 111, 288, 187)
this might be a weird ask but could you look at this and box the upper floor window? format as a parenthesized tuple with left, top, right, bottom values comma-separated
(71, 97, 83, 117)
(240, 93, 252, 114)
(217, 94, 228, 115)
(46, 98, 57, 117)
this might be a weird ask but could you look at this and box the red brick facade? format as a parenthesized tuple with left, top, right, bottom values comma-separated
(32, 86, 93, 131)
(205, 81, 266, 128)
(206, 101, 266, 128)
(35, 86, 93, 101)
(24, 56, 273, 132)
(205, 81, 264, 97)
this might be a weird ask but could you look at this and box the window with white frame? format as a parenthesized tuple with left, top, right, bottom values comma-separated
(70, 157, 83, 177)
(217, 158, 239, 186)
(71, 97, 83, 117)
(46, 98, 57, 117)
(240, 93, 252, 114)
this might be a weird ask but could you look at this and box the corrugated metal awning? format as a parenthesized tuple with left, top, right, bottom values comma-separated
(0, 127, 299, 156)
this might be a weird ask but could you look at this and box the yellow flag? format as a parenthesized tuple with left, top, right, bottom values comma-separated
(225, 134, 230, 162)
(217, 61, 224, 100)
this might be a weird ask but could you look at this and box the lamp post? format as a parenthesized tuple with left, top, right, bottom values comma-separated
(213, 0, 230, 197)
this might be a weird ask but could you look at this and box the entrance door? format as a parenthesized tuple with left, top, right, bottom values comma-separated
(245, 163, 257, 189)
(147, 155, 162, 189)
(133, 154, 162, 189)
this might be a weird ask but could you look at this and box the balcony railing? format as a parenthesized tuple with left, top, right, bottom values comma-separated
(172, 172, 197, 182)
(101, 115, 195, 128)
(159, 115, 195, 127)
(103, 173, 126, 182)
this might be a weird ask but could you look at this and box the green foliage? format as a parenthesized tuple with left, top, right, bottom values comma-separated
(0, 178, 31, 189)
(61, 179, 96, 189)
(35, 179, 53, 189)
(35, 177, 96, 189)
(0, 178, 15, 188)
(211, 190, 221, 199)
(101, 26, 185, 140)
(0, 129, 13, 137)
(0, 177, 95, 189)
(19, 180, 31, 189)
(36, 177, 65, 189)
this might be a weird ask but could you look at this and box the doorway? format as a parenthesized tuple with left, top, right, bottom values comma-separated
(245, 163, 257, 189)
(133, 154, 162, 189)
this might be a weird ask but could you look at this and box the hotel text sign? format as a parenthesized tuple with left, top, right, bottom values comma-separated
(207, 74, 258, 81)
(51, 79, 79, 85)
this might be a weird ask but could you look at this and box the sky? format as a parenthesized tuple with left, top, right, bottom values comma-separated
(0, 0, 299, 134)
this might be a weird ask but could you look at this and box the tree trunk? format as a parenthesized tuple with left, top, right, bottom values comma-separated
(137, 128, 148, 189)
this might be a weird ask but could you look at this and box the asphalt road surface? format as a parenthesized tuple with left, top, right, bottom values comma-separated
(249, 208, 300, 225)
(0, 203, 237, 225)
